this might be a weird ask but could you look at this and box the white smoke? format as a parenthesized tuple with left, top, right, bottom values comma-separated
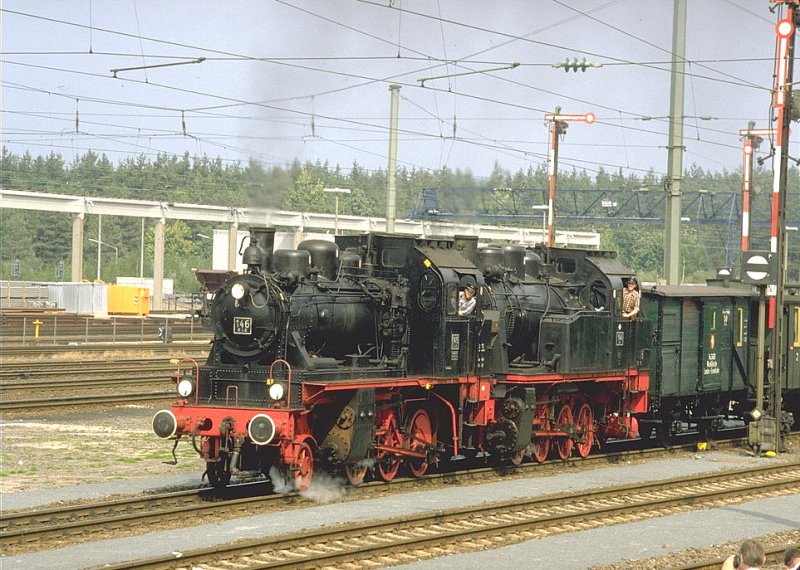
(268, 465, 294, 494)
(299, 470, 346, 502)
(268, 465, 346, 502)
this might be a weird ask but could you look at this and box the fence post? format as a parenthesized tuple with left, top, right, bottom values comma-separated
(22, 316, 27, 346)
(85, 317, 89, 344)
(53, 316, 58, 345)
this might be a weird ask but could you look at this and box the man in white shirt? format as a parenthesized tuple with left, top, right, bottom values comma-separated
(458, 284, 477, 316)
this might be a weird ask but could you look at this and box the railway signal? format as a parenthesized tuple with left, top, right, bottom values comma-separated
(543, 108, 595, 247)
(738, 125, 777, 252)
(755, 0, 798, 455)
(741, 251, 775, 285)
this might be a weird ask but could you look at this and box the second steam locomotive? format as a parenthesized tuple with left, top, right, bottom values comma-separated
(154, 227, 652, 489)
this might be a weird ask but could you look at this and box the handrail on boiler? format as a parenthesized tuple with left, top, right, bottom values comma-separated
(225, 385, 239, 407)
(268, 359, 293, 407)
(174, 357, 200, 405)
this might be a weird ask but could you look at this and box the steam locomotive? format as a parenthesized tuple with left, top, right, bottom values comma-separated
(153, 227, 653, 490)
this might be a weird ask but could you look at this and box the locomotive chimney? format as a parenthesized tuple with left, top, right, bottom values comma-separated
(242, 235, 263, 271)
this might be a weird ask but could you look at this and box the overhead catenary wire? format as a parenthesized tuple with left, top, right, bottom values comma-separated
(0, 4, 786, 181)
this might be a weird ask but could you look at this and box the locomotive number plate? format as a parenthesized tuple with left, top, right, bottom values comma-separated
(233, 317, 252, 335)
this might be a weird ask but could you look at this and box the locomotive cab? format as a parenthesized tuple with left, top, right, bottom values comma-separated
(536, 248, 652, 374)
(405, 236, 485, 377)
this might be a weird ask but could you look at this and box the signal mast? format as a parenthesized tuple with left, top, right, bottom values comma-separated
(757, 0, 798, 454)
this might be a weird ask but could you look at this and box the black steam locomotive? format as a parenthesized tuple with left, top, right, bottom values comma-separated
(153, 227, 653, 489)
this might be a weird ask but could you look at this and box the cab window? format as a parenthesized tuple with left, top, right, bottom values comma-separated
(418, 272, 440, 311)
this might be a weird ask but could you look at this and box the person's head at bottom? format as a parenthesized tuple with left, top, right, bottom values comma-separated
(734, 540, 766, 569)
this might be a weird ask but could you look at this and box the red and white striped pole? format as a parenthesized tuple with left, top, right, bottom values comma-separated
(737, 127, 775, 252)
(543, 109, 595, 247)
(767, 12, 795, 328)
(742, 138, 753, 252)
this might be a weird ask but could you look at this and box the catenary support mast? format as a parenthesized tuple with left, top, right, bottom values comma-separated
(664, 0, 687, 285)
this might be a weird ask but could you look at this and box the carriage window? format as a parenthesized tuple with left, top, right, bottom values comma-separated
(794, 307, 800, 348)
(418, 272, 439, 311)
(736, 307, 744, 348)
(381, 248, 406, 268)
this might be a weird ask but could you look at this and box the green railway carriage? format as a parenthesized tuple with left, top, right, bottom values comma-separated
(638, 285, 754, 443)
(638, 282, 800, 444)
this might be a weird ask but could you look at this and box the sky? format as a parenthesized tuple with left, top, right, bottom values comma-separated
(2, 0, 798, 184)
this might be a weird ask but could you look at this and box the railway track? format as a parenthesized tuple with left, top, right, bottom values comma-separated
(1, 358, 184, 379)
(0, 355, 206, 411)
(0, 438, 780, 556)
(1, 374, 172, 391)
(0, 341, 210, 359)
(73, 462, 800, 570)
(0, 391, 174, 410)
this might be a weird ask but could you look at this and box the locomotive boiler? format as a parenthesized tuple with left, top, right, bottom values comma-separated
(153, 228, 652, 489)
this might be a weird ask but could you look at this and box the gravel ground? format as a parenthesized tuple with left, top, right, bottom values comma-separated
(0, 403, 198, 494)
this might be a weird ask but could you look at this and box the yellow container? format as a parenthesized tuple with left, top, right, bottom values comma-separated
(108, 285, 150, 316)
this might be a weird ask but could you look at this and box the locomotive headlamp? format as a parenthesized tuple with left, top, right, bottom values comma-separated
(231, 282, 247, 300)
(177, 378, 195, 398)
(268, 382, 285, 401)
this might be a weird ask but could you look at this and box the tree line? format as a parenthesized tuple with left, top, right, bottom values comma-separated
(1, 147, 797, 292)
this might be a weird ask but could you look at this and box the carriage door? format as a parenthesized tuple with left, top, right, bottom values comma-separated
(786, 303, 800, 391)
(729, 299, 749, 392)
(698, 301, 729, 393)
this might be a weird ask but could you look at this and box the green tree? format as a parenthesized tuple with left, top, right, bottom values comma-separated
(283, 170, 328, 212)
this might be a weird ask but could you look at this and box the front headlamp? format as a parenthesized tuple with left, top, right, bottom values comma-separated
(268, 383, 285, 401)
(231, 282, 247, 300)
(177, 378, 195, 398)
